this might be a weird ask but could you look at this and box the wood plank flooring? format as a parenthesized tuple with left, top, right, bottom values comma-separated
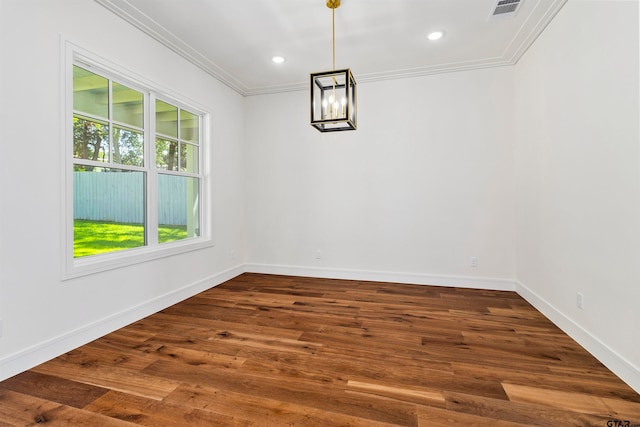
(1, 273, 639, 426)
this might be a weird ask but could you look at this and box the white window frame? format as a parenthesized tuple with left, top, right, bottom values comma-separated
(62, 42, 213, 280)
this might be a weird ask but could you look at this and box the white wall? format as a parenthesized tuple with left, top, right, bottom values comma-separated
(0, 0, 246, 379)
(244, 67, 517, 288)
(515, 0, 640, 391)
(2, 0, 638, 395)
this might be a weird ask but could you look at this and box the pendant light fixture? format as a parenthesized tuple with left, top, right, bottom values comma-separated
(310, 0, 357, 132)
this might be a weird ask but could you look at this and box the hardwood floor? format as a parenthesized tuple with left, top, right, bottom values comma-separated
(1, 273, 639, 426)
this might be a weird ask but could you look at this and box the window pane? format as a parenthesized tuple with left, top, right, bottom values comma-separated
(156, 100, 178, 137)
(113, 82, 143, 128)
(158, 174, 199, 243)
(73, 66, 109, 119)
(180, 109, 199, 143)
(113, 127, 144, 167)
(73, 167, 146, 257)
(156, 138, 178, 171)
(180, 143, 199, 173)
(73, 116, 109, 162)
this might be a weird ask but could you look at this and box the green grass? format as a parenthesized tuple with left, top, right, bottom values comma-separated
(74, 219, 188, 258)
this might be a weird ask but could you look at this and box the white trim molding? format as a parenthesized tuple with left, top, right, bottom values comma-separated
(94, 0, 567, 96)
(244, 265, 640, 393)
(245, 263, 516, 291)
(0, 265, 244, 382)
(4, 264, 638, 395)
(516, 280, 640, 394)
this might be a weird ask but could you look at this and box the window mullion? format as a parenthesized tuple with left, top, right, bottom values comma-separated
(108, 80, 113, 164)
(197, 113, 204, 238)
(146, 92, 158, 246)
(177, 107, 182, 172)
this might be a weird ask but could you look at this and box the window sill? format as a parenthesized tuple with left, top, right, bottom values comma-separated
(63, 237, 214, 280)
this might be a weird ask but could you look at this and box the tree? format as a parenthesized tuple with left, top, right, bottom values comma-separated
(156, 138, 179, 171)
(73, 117, 108, 170)
(113, 127, 143, 167)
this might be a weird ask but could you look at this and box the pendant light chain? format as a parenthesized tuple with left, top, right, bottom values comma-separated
(332, 6, 336, 70)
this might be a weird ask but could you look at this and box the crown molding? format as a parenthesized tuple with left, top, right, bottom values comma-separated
(503, 0, 568, 63)
(94, 0, 250, 95)
(95, 0, 567, 97)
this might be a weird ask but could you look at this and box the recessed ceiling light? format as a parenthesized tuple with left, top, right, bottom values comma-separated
(272, 56, 285, 64)
(427, 31, 444, 41)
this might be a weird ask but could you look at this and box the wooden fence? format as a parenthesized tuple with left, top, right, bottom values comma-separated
(73, 172, 187, 225)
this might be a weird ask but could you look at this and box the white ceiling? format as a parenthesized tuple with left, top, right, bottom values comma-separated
(95, 0, 567, 96)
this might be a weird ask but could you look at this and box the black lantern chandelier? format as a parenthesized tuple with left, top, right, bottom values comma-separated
(310, 0, 357, 132)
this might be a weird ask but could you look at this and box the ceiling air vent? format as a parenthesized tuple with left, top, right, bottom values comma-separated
(490, 0, 523, 19)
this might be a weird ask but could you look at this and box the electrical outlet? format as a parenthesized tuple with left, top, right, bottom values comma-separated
(576, 292, 584, 310)
(0, 319, 3, 337)
(470, 256, 478, 268)
(315, 250, 322, 260)
(230, 249, 236, 260)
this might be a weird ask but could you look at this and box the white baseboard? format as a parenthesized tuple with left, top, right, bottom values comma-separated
(245, 263, 516, 291)
(5, 264, 637, 395)
(516, 280, 640, 394)
(0, 264, 244, 382)
(245, 264, 640, 394)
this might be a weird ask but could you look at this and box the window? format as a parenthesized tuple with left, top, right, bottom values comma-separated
(67, 54, 208, 277)
(155, 100, 200, 244)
